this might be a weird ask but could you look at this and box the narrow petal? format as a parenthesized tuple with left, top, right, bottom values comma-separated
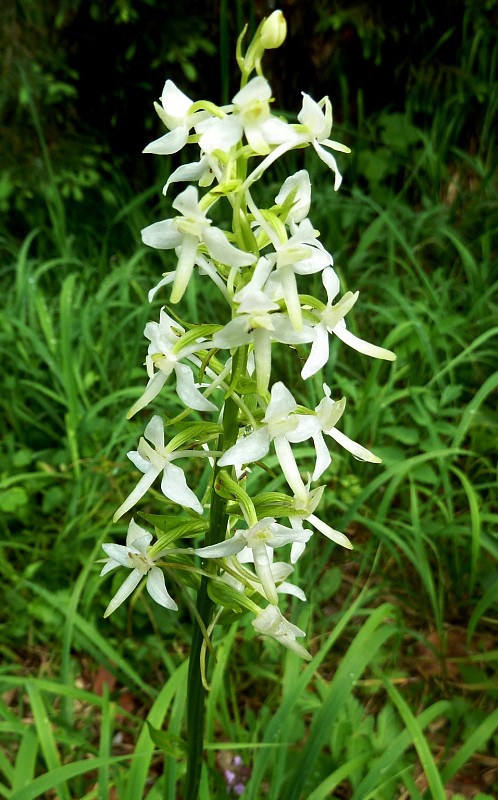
(170, 234, 198, 304)
(273, 437, 307, 501)
(101, 543, 130, 568)
(329, 428, 381, 463)
(313, 141, 342, 191)
(113, 468, 160, 522)
(104, 569, 142, 617)
(301, 323, 329, 380)
(146, 567, 178, 611)
(333, 320, 396, 360)
(127, 371, 167, 419)
(308, 513, 352, 549)
(163, 158, 208, 196)
(252, 544, 278, 604)
(195, 531, 246, 558)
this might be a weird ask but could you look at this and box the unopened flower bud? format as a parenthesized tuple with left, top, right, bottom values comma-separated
(260, 10, 287, 50)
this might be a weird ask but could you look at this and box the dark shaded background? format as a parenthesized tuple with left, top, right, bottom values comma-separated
(0, 0, 496, 237)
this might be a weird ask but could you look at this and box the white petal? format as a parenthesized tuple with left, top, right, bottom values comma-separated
(101, 543, 131, 569)
(143, 127, 189, 155)
(195, 531, 246, 558)
(198, 117, 242, 153)
(266, 382, 297, 421)
(144, 415, 165, 450)
(161, 463, 203, 514)
(104, 569, 142, 617)
(203, 227, 256, 267)
(160, 80, 193, 126)
(212, 318, 252, 349)
(313, 142, 342, 191)
(308, 513, 352, 549)
(174, 363, 217, 412)
(329, 428, 381, 463)
(298, 93, 327, 138)
(163, 158, 208, 196)
(233, 77, 272, 106)
(126, 519, 153, 550)
(141, 220, 182, 250)
(146, 567, 178, 611)
(301, 323, 330, 380)
(127, 372, 167, 419)
(127, 449, 151, 473)
(113, 467, 160, 522)
(170, 234, 199, 304)
(333, 320, 396, 360)
(277, 581, 307, 601)
(275, 170, 311, 222)
(218, 428, 270, 467)
(322, 267, 340, 302)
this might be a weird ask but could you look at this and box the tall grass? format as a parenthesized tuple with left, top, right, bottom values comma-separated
(1, 7, 497, 798)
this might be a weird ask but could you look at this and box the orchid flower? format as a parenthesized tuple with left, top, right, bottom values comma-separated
(141, 185, 255, 303)
(252, 604, 311, 660)
(195, 517, 311, 604)
(113, 415, 203, 521)
(101, 519, 178, 617)
(197, 76, 298, 156)
(301, 268, 396, 379)
(297, 93, 351, 190)
(218, 382, 311, 501)
(127, 309, 216, 418)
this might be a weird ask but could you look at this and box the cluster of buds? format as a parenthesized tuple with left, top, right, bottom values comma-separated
(101, 11, 395, 660)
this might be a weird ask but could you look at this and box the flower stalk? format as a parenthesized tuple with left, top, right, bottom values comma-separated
(100, 11, 396, 798)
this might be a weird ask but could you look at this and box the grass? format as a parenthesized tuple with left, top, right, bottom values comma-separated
(1, 14, 498, 799)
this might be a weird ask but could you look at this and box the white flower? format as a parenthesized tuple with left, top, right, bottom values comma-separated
(212, 270, 314, 394)
(113, 415, 203, 522)
(297, 93, 351, 190)
(218, 382, 310, 502)
(141, 186, 255, 303)
(127, 309, 216, 418)
(288, 385, 381, 481)
(288, 486, 353, 562)
(301, 268, 396, 379)
(197, 77, 298, 156)
(143, 80, 206, 155)
(271, 218, 333, 330)
(252, 605, 311, 660)
(101, 519, 178, 617)
(275, 170, 312, 223)
(195, 517, 310, 604)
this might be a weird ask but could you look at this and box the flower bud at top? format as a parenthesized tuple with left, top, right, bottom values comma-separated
(260, 10, 287, 50)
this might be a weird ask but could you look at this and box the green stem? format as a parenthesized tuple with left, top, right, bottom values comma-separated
(184, 350, 245, 800)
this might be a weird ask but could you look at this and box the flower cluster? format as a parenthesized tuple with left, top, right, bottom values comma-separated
(101, 11, 395, 660)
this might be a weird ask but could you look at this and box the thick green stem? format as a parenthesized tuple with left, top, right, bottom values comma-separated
(184, 351, 245, 800)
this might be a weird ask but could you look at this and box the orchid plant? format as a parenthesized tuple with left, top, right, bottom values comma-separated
(100, 10, 395, 797)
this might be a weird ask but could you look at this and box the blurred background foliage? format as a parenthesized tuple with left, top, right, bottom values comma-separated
(1, 0, 496, 235)
(1, 1, 497, 797)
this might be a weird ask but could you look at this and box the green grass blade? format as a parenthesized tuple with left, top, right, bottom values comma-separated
(25, 682, 71, 800)
(381, 676, 446, 800)
(286, 605, 398, 800)
(440, 705, 498, 784)
(12, 726, 38, 791)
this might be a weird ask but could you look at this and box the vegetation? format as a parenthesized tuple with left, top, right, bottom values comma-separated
(0, 1, 497, 798)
